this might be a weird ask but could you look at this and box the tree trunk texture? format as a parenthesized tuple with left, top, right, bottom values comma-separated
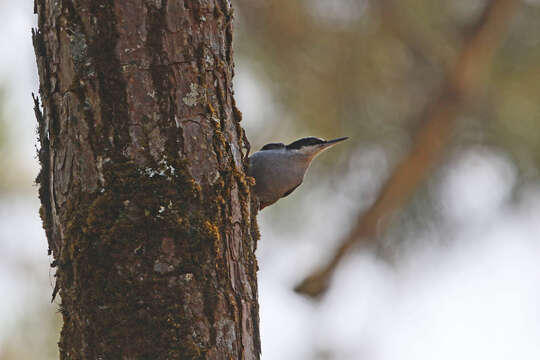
(33, 0, 260, 358)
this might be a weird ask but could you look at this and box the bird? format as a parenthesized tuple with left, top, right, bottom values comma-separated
(247, 136, 348, 210)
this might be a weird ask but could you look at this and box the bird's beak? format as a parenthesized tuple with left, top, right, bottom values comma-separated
(321, 137, 348, 148)
(311, 137, 348, 158)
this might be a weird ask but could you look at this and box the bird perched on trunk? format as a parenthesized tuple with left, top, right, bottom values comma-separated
(248, 136, 348, 210)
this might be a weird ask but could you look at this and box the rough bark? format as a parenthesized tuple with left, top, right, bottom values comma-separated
(33, 0, 260, 358)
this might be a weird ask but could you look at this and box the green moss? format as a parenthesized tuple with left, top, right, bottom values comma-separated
(55, 153, 232, 356)
(203, 220, 221, 242)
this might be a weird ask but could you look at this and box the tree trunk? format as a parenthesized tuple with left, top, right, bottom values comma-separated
(33, 0, 260, 358)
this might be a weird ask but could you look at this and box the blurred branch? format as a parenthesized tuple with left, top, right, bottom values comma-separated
(295, 0, 520, 298)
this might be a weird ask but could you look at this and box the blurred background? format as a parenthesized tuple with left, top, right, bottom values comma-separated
(2, 0, 540, 359)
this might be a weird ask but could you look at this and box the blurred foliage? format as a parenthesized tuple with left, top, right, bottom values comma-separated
(0, 83, 33, 193)
(0, 85, 13, 192)
(0, 85, 6, 167)
(234, 0, 540, 177)
(0, 303, 61, 360)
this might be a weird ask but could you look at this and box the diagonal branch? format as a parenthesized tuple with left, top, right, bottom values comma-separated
(295, 0, 520, 298)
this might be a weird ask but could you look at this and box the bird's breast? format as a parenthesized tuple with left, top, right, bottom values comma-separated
(248, 150, 311, 206)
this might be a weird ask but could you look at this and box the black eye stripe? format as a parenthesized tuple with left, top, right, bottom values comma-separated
(260, 143, 285, 151)
(286, 137, 325, 150)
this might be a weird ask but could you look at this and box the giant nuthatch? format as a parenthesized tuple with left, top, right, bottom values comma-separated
(248, 137, 348, 209)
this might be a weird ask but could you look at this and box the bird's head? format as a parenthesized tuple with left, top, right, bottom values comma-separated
(286, 136, 348, 159)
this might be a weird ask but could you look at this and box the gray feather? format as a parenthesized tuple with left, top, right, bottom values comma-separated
(248, 148, 311, 209)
